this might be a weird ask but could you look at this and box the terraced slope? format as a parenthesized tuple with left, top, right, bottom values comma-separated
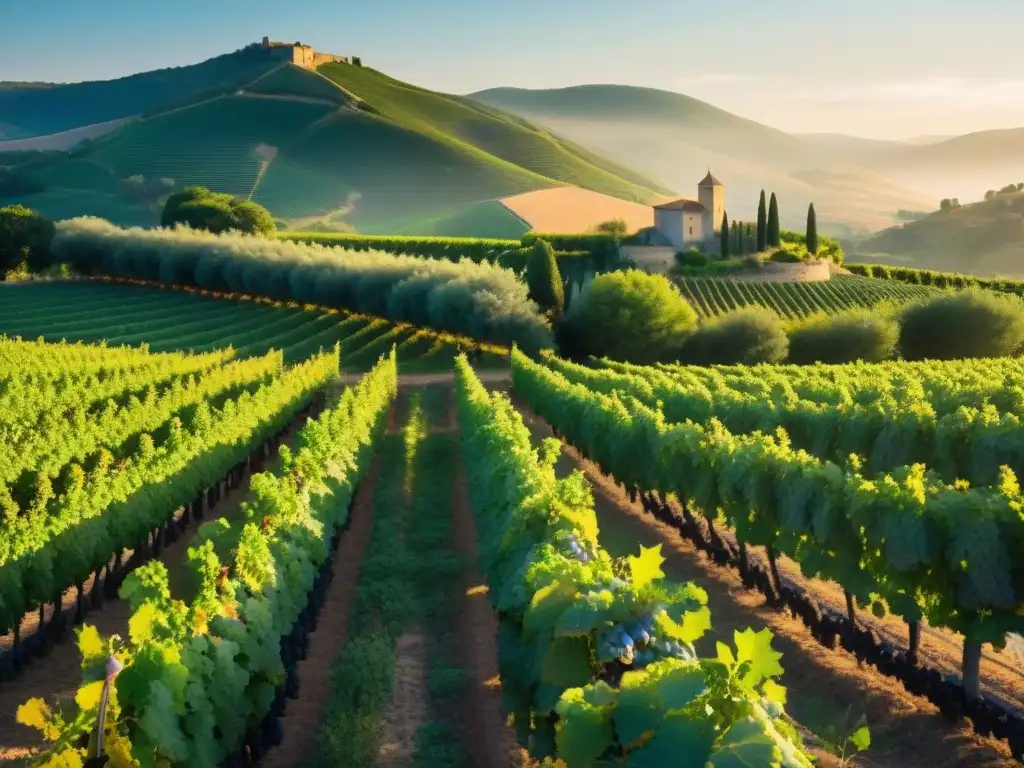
(676, 274, 943, 319)
(0, 281, 506, 372)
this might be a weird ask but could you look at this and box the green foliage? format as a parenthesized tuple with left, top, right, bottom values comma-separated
(769, 249, 802, 264)
(459, 356, 811, 765)
(806, 203, 818, 256)
(720, 211, 730, 259)
(757, 190, 767, 252)
(526, 238, 565, 319)
(161, 187, 275, 236)
(0, 204, 55, 276)
(898, 288, 1024, 360)
(786, 308, 898, 364)
(767, 193, 781, 248)
(846, 262, 1024, 296)
(680, 306, 788, 365)
(18, 350, 398, 765)
(50, 217, 553, 352)
(560, 270, 697, 364)
(595, 218, 629, 241)
(675, 248, 709, 269)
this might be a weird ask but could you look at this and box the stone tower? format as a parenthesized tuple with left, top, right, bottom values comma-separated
(697, 169, 725, 241)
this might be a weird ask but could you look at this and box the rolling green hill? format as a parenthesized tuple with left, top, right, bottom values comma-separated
(469, 84, 933, 234)
(2, 53, 670, 236)
(850, 190, 1024, 277)
(0, 45, 277, 140)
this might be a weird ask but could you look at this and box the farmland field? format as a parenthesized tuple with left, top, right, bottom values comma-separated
(676, 273, 943, 319)
(0, 280, 507, 371)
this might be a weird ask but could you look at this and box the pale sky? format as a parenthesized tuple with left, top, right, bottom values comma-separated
(2, 0, 1022, 139)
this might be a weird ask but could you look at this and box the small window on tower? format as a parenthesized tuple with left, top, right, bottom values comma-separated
(689, 227, 693, 235)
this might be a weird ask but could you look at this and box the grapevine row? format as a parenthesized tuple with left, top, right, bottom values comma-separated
(0, 348, 339, 657)
(510, 349, 1024, 707)
(17, 349, 398, 766)
(454, 355, 814, 765)
(545, 352, 1024, 486)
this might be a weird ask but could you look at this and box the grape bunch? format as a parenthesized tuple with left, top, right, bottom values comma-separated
(597, 613, 696, 667)
(561, 531, 591, 564)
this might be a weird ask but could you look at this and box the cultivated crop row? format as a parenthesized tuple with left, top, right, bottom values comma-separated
(455, 355, 814, 765)
(675, 275, 942, 319)
(16, 350, 398, 765)
(509, 350, 1024, 753)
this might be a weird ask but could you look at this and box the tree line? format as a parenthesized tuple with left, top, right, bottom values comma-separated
(717, 190, 818, 259)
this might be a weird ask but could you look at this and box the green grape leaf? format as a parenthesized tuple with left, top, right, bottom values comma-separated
(707, 716, 780, 767)
(655, 664, 706, 710)
(615, 671, 663, 747)
(16, 697, 60, 740)
(555, 593, 614, 637)
(541, 636, 592, 688)
(628, 544, 666, 590)
(554, 687, 614, 766)
(849, 724, 871, 752)
(525, 578, 577, 636)
(627, 713, 715, 768)
(761, 679, 787, 706)
(76, 625, 107, 667)
(74, 680, 106, 714)
(733, 628, 784, 689)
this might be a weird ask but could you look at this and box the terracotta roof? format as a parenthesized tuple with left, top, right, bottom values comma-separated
(699, 170, 723, 187)
(653, 198, 706, 212)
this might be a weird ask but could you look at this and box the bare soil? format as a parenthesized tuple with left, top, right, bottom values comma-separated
(260, 434, 387, 768)
(510, 399, 1020, 768)
(449, 408, 530, 768)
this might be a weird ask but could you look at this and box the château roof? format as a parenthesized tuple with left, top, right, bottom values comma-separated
(653, 198, 706, 212)
(699, 170, 723, 187)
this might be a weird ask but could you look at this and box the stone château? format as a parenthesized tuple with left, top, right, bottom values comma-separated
(652, 170, 726, 251)
(261, 37, 349, 70)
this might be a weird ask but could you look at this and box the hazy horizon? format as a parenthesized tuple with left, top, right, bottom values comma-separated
(3, 0, 1023, 140)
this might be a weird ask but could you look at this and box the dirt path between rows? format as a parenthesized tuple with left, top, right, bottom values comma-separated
(509, 399, 1018, 768)
(449, 394, 529, 768)
(260, 426, 387, 768)
(0, 400, 323, 763)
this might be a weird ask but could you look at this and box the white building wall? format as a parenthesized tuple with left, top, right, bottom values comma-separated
(654, 208, 684, 251)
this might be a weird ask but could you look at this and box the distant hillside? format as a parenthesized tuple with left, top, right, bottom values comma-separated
(851, 190, 1024, 277)
(0, 45, 277, 140)
(469, 85, 935, 233)
(1, 56, 670, 235)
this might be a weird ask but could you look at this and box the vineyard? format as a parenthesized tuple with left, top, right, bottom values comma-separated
(0, 332, 1022, 765)
(0, 280, 507, 371)
(675, 274, 943, 319)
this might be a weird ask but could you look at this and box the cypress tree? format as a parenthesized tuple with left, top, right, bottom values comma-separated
(720, 211, 730, 259)
(767, 193, 781, 248)
(526, 238, 564, 318)
(806, 203, 818, 256)
(746, 223, 754, 253)
(756, 190, 767, 251)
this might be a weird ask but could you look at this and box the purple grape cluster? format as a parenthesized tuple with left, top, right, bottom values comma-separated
(563, 532, 590, 564)
(597, 613, 696, 667)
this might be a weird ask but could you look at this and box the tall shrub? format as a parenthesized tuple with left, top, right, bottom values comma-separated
(806, 203, 818, 256)
(50, 218, 553, 351)
(0, 204, 55, 276)
(898, 288, 1024, 360)
(720, 212, 730, 259)
(559, 270, 696, 364)
(787, 308, 898, 364)
(162, 187, 275, 236)
(757, 190, 767, 251)
(767, 193, 781, 248)
(526, 238, 565, 319)
(680, 306, 788, 365)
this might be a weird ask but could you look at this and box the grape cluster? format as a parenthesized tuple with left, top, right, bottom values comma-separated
(597, 613, 696, 667)
(562, 532, 591, 564)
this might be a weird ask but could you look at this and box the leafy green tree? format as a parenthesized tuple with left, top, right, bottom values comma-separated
(787, 308, 898, 364)
(559, 270, 697, 364)
(756, 190, 767, 251)
(898, 288, 1024, 360)
(806, 203, 818, 256)
(161, 187, 275, 236)
(767, 192, 781, 247)
(0, 205, 55, 277)
(596, 218, 628, 242)
(720, 211, 730, 258)
(525, 238, 564, 319)
(680, 306, 788, 365)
